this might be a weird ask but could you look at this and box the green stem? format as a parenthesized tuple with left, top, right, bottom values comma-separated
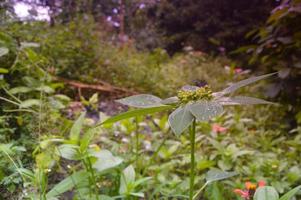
(87, 158, 99, 200)
(135, 117, 139, 166)
(189, 118, 196, 200)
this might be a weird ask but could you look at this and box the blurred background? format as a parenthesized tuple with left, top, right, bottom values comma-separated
(0, 0, 301, 199)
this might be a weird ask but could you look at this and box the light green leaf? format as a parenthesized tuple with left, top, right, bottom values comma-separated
(279, 185, 301, 200)
(220, 72, 277, 96)
(0, 68, 8, 74)
(161, 96, 179, 105)
(168, 105, 194, 136)
(46, 171, 88, 198)
(116, 94, 163, 108)
(189, 101, 223, 121)
(20, 42, 40, 49)
(79, 127, 98, 152)
(119, 165, 136, 194)
(99, 105, 173, 125)
(69, 112, 86, 142)
(19, 99, 41, 108)
(206, 169, 238, 184)
(92, 150, 123, 172)
(0, 47, 9, 57)
(36, 85, 55, 93)
(9, 86, 33, 94)
(217, 96, 275, 105)
(254, 186, 279, 200)
(56, 144, 79, 160)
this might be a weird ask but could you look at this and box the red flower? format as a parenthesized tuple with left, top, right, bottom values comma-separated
(212, 124, 227, 133)
(233, 181, 266, 200)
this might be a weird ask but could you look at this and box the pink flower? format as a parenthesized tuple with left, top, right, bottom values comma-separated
(234, 189, 250, 199)
(234, 67, 243, 74)
(212, 124, 227, 133)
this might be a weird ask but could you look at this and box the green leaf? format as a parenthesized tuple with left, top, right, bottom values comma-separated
(46, 171, 88, 198)
(99, 105, 173, 125)
(36, 85, 55, 93)
(69, 112, 86, 141)
(219, 72, 277, 96)
(168, 105, 194, 136)
(217, 96, 275, 105)
(0, 68, 8, 74)
(56, 144, 79, 160)
(19, 99, 41, 108)
(279, 185, 301, 200)
(116, 94, 163, 108)
(91, 150, 123, 172)
(20, 42, 40, 49)
(0, 47, 9, 57)
(119, 165, 136, 194)
(254, 186, 279, 200)
(161, 96, 179, 105)
(189, 101, 223, 121)
(80, 128, 98, 152)
(9, 86, 33, 94)
(205, 169, 238, 184)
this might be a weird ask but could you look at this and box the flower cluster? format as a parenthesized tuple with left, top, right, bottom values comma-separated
(234, 181, 265, 200)
(177, 85, 213, 104)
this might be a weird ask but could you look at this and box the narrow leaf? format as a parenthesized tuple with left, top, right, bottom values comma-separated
(254, 186, 279, 200)
(99, 105, 173, 125)
(168, 105, 194, 136)
(116, 94, 162, 108)
(206, 169, 238, 184)
(9, 86, 33, 94)
(46, 171, 88, 198)
(70, 112, 86, 141)
(220, 72, 277, 96)
(189, 101, 223, 121)
(279, 185, 301, 200)
(217, 96, 275, 105)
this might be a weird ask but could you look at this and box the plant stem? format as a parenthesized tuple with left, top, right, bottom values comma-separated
(135, 117, 139, 166)
(189, 118, 196, 200)
(87, 158, 100, 200)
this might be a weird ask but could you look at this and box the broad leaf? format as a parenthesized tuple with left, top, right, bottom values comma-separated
(189, 101, 223, 121)
(46, 171, 88, 198)
(91, 150, 123, 172)
(69, 112, 86, 142)
(19, 99, 41, 108)
(220, 72, 277, 96)
(100, 105, 173, 125)
(119, 165, 135, 194)
(0, 47, 9, 57)
(56, 144, 79, 160)
(205, 169, 238, 184)
(254, 186, 279, 200)
(217, 96, 275, 105)
(168, 105, 194, 136)
(161, 96, 179, 105)
(116, 94, 162, 108)
(279, 185, 301, 200)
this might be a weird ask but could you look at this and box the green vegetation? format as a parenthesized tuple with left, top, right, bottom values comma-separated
(0, 0, 301, 199)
